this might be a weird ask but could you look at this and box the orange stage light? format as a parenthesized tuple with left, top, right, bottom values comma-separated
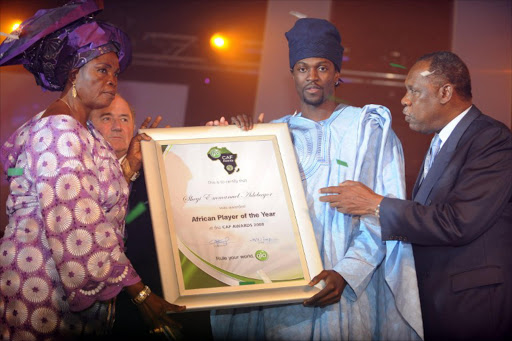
(210, 33, 228, 50)
(11, 22, 21, 32)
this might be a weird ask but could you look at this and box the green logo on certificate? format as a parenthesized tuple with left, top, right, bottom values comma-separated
(255, 250, 268, 261)
(207, 146, 239, 174)
(208, 147, 222, 159)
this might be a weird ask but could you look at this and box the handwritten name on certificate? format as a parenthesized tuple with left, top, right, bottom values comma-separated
(162, 139, 305, 289)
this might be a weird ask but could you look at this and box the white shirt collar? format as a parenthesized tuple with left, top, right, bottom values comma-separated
(438, 105, 472, 148)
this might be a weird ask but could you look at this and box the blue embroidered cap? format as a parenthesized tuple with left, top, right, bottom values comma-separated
(285, 18, 344, 71)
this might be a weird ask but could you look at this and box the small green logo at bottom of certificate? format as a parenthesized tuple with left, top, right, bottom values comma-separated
(255, 250, 268, 261)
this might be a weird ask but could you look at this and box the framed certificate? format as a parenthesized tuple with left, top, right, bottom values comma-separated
(140, 123, 323, 311)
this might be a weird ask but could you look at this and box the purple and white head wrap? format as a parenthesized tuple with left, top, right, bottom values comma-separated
(0, 0, 131, 91)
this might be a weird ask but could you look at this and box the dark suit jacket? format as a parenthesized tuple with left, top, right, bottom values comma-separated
(111, 170, 213, 340)
(380, 106, 512, 340)
(111, 170, 163, 337)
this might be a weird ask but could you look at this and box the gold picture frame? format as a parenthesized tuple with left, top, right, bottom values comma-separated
(140, 123, 323, 311)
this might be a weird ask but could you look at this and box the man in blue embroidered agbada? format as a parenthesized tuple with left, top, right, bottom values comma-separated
(210, 18, 423, 340)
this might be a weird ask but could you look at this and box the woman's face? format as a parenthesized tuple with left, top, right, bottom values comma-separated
(74, 52, 120, 110)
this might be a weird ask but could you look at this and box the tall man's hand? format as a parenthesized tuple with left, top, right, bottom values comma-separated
(230, 113, 265, 131)
(205, 113, 265, 130)
(303, 270, 347, 308)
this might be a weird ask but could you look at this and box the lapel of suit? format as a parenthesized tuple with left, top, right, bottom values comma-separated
(413, 106, 481, 204)
(412, 157, 426, 199)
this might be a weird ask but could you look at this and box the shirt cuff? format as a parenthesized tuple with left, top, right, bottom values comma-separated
(333, 257, 376, 301)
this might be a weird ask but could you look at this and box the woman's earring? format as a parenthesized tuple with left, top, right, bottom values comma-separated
(72, 82, 77, 98)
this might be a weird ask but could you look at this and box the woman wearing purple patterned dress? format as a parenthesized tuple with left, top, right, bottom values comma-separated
(0, 1, 184, 339)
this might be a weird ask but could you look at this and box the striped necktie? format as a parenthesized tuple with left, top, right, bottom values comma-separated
(423, 133, 442, 180)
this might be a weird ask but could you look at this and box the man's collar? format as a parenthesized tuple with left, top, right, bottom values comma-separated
(438, 105, 472, 148)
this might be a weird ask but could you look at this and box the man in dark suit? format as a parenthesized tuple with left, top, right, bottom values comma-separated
(319, 51, 512, 340)
(90, 95, 213, 339)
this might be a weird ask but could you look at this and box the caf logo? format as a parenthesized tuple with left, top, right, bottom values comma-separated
(207, 146, 239, 174)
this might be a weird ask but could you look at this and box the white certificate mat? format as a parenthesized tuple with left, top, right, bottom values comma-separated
(140, 124, 323, 310)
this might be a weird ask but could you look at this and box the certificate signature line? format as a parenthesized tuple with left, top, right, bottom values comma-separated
(249, 237, 279, 244)
(209, 237, 230, 247)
